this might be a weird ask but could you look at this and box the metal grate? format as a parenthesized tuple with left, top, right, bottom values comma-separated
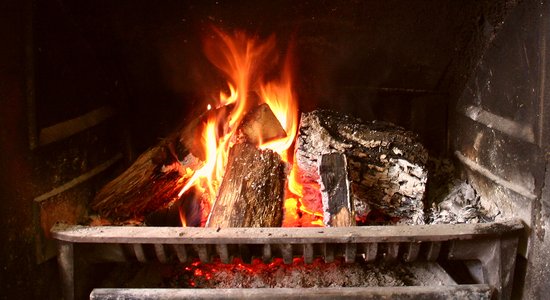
(52, 219, 523, 300)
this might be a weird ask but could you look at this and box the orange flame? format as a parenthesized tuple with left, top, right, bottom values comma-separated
(259, 56, 298, 162)
(178, 27, 322, 227)
(179, 206, 187, 227)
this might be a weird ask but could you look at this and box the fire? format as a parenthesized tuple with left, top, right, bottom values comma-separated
(179, 206, 187, 227)
(258, 57, 298, 162)
(178, 27, 322, 227)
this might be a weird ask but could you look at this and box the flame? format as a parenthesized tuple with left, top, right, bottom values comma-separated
(258, 58, 298, 162)
(178, 27, 322, 227)
(179, 206, 187, 227)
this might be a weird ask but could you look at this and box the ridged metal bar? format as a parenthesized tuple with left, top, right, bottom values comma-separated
(154, 244, 167, 263)
(385, 243, 400, 261)
(262, 244, 272, 263)
(90, 285, 493, 299)
(216, 244, 230, 263)
(52, 220, 523, 300)
(323, 243, 334, 263)
(132, 244, 147, 262)
(303, 244, 314, 264)
(363, 243, 378, 262)
(194, 245, 210, 263)
(173, 244, 187, 263)
(281, 244, 293, 264)
(426, 242, 442, 261)
(344, 243, 357, 263)
(51, 219, 524, 244)
(404, 242, 421, 262)
(57, 241, 74, 300)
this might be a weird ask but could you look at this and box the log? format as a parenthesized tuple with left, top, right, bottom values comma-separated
(206, 143, 285, 228)
(90, 147, 197, 222)
(237, 103, 287, 145)
(295, 110, 428, 225)
(90, 105, 233, 223)
(319, 153, 355, 227)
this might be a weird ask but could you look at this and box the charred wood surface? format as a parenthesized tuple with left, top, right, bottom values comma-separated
(296, 110, 428, 225)
(206, 143, 285, 228)
(90, 106, 233, 222)
(90, 145, 197, 222)
(319, 153, 355, 227)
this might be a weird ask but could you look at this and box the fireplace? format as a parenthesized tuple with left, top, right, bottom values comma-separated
(2, 0, 550, 299)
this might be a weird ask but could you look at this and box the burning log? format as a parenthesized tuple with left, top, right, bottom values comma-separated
(237, 103, 287, 145)
(295, 110, 428, 225)
(206, 143, 285, 228)
(90, 145, 195, 222)
(319, 153, 356, 227)
(90, 105, 232, 223)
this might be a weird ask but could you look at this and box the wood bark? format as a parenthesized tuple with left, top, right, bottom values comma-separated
(206, 143, 285, 228)
(90, 105, 233, 222)
(319, 153, 356, 227)
(90, 146, 191, 222)
(295, 110, 428, 225)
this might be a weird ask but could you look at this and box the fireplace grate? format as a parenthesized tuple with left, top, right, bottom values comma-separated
(52, 219, 523, 299)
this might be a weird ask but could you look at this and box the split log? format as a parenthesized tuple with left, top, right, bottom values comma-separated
(90, 147, 196, 222)
(295, 110, 428, 225)
(237, 103, 287, 145)
(206, 143, 285, 228)
(90, 105, 233, 223)
(319, 153, 355, 227)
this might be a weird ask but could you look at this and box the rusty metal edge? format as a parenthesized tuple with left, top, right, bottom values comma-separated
(89, 285, 492, 300)
(51, 218, 523, 245)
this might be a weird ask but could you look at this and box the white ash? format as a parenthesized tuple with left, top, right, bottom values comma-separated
(295, 110, 428, 225)
(428, 180, 497, 224)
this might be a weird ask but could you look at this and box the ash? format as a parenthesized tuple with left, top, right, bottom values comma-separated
(166, 258, 422, 288)
(426, 159, 498, 224)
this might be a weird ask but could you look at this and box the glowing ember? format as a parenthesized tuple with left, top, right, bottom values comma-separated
(165, 258, 416, 288)
(178, 27, 322, 227)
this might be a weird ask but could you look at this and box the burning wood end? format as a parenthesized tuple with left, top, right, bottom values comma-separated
(206, 142, 285, 228)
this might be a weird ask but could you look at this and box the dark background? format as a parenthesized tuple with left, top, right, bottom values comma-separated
(5, 0, 546, 298)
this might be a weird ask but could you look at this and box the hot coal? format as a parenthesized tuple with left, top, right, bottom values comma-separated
(96, 258, 457, 291)
(163, 258, 443, 289)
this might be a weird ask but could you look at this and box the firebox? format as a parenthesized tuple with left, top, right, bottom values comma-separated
(2, 0, 550, 299)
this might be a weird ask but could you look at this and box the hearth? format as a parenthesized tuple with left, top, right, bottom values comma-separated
(3, 0, 550, 299)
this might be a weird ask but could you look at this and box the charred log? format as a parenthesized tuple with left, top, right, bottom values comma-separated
(206, 143, 285, 228)
(90, 147, 195, 222)
(319, 153, 356, 227)
(91, 105, 233, 222)
(295, 110, 428, 225)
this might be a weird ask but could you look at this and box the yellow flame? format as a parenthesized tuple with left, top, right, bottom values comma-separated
(176, 28, 322, 227)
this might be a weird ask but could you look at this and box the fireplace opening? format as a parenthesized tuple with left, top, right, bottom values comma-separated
(2, 0, 550, 299)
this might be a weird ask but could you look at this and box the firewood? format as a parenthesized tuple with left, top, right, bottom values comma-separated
(90, 105, 232, 223)
(295, 110, 428, 225)
(206, 143, 285, 228)
(237, 103, 287, 145)
(319, 153, 356, 227)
